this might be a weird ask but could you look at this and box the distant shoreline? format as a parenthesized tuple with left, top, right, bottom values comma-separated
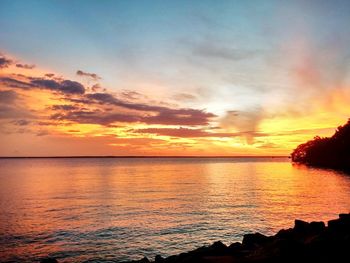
(0, 155, 289, 159)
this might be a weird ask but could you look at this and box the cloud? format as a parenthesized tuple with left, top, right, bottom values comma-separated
(91, 84, 103, 92)
(84, 92, 201, 114)
(173, 93, 197, 101)
(31, 78, 85, 94)
(36, 130, 49, 136)
(273, 127, 336, 136)
(81, 92, 216, 125)
(257, 142, 280, 149)
(134, 127, 235, 138)
(133, 127, 268, 139)
(0, 90, 33, 121)
(220, 108, 264, 144)
(12, 119, 31, 126)
(0, 77, 34, 89)
(0, 76, 85, 94)
(144, 108, 215, 126)
(51, 103, 215, 126)
(0, 105, 33, 119)
(51, 104, 81, 111)
(1, 56, 216, 132)
(0, 54, 35, 69)
(76, 70, 101, 80)
(190, 40, 259, 61)
(0, 55, 13, 68)
(0, 90, 18, 104)
(120, 90, 143, 100)
(194, 46, 257, 61)
(50, 110, 140, 125)
(45, 73, 55, 78)
(15, 63, 35, 69)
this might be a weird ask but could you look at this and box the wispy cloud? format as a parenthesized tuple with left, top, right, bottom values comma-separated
(15, 63, 35, 69)
(76, 70, 101, 80)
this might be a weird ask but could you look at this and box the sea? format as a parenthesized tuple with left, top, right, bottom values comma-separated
(1, 157, 350, 262)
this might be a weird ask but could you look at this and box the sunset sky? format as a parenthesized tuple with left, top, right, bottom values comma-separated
(1, 0, 350, 156)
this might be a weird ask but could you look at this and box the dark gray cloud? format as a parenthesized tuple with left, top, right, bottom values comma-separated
(15, 63, 35, 69)
(45, 73, 55, 78)
(82, 92, 216, 125)
(0, 54, 36, 69)
(0, 76, 85, 94)
(50, 103, 215, 126)
(76, 70, 101, 80)
(31, 78, 85, 94)
(0, 55, 13, 68)
(0, 77, 34, 89)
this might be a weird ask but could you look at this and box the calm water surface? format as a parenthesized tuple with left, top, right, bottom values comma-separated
(1, 157, 350, 262)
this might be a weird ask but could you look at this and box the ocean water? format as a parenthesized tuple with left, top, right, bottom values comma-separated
(1, 157, 350, 262)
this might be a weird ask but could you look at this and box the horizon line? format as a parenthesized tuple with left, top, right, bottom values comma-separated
(0, 155, 289, 159)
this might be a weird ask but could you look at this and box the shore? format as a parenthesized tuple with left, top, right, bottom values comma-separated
(128, 213, 350, 263)
(42, 213, 350, 263)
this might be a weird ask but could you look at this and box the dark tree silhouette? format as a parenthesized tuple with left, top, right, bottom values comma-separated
(291, 119, 350, 170)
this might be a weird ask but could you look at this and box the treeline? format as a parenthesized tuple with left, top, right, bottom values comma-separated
(291, 119, 350, 170)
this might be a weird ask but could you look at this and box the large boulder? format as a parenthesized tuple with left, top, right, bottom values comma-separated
(242, 233, 270, 248)
(155, 255, 164, 262)
(309, 221, 325, 234)
(294, 220, 310, 233)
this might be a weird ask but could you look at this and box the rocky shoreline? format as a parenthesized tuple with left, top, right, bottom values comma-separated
(41, 213, 350, 263)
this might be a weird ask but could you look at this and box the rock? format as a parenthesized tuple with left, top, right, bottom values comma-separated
(304, 234, 329, 253)
(276, 228, 293, 239)
(195, 241, 228, 257)
(309, 221, 325, 234)
(209, 241, 227, 251)
(339, 213, 350, 221)
(242, 232, 270, 248)
(228, 242, 242, 254)
(40, 258, 58, 263)
(327, 218, 350, 233)
(138, 257, 150, 263)
(294, 219, 310, 233)
(155, 255, 164, 262)
(275, 238, 305, 256)
(123, 214, 350, 263)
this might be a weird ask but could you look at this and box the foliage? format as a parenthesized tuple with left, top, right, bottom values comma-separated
(291, 119, 350, 170)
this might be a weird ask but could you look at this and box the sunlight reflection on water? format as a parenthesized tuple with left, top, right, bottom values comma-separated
(1, 157, 350, 262)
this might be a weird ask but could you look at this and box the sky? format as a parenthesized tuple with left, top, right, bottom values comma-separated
(1, 0, 350, 156)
